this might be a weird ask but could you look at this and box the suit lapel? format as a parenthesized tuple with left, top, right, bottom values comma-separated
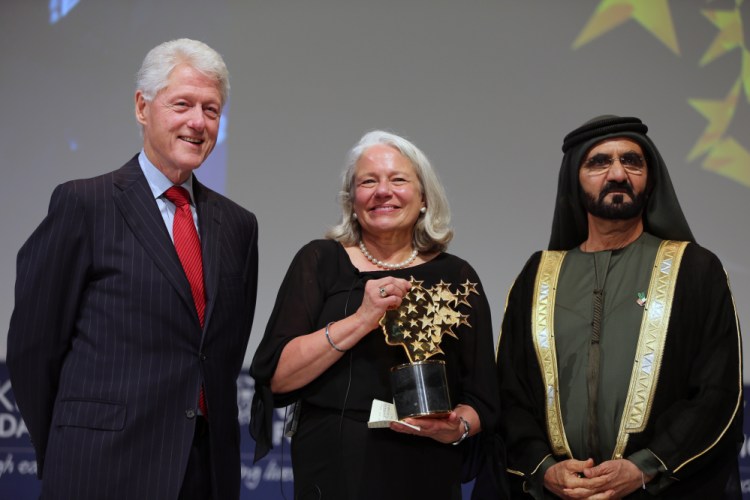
(112, 157, 200, 326)
(194, 179, 221, 337)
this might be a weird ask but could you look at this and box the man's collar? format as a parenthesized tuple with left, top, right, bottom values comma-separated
(138, 150, 196, 203)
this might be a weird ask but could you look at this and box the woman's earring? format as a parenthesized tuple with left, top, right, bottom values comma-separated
(420, 206, 426, 213)
(352, 213, 358, 220)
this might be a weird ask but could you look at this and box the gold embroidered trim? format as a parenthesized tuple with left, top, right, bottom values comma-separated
(531, 251, 571, 457)
(612, 240, 687, 459)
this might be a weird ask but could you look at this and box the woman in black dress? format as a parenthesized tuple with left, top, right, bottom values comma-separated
(250, 130, 498, 499)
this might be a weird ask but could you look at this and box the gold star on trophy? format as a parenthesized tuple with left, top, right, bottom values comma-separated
(379, 276, 480, 419)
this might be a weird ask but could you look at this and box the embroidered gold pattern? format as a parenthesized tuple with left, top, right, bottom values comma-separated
(612, 240, 687, 459)
(531, 251, 571, 457)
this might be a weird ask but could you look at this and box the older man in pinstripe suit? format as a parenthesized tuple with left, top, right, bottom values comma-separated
(7, 39, 258, 500)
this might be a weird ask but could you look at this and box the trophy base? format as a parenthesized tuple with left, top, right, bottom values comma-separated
(390, 360, 451, 420)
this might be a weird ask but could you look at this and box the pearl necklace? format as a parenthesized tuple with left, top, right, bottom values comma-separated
(358, 240, 418, 270)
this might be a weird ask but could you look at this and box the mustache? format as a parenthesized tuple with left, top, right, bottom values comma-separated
(598, 181, 635, 202)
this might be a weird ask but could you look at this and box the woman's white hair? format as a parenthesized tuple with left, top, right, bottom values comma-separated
(326, 130, 453, 253)
(136, 38, 229, 105)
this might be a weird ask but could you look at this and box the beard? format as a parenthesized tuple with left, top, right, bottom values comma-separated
(581, 181, 647, 220)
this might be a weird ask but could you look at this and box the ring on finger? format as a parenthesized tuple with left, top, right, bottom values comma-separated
(379, 286, 388, 298)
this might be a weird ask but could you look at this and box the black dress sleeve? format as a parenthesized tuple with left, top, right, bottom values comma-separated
(452, 259, 499, 437)
(249, 239, 337, 462)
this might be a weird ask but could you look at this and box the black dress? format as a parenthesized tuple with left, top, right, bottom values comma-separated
(250, 239, 499, 500)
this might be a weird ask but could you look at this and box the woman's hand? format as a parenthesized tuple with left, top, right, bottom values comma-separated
(389, 405, 480, 445)
(354, 277, 412, 330)
(271, 276, 411, 393)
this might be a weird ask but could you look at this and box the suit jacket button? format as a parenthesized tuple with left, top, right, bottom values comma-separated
(200, 353, 207, 361)
(185, 409, 196, 419)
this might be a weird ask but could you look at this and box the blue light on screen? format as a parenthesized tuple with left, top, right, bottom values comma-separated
(49, 0, 80, 25)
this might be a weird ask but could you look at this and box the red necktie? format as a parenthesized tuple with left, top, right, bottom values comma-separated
(164, 186, 208, 416)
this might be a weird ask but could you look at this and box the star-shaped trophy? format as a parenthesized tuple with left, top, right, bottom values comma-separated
(379, 276, 479, 419)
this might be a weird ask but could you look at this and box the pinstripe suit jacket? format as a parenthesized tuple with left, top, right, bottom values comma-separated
(7, 155, 258, 500)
